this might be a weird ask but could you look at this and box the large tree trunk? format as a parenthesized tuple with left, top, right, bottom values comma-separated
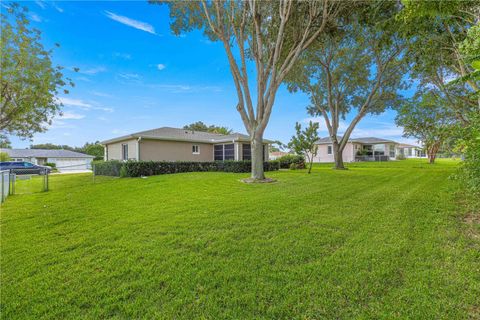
(332, 141, 346, 170)
(251, 133, 265, 180)
(427, 142, 440, 164)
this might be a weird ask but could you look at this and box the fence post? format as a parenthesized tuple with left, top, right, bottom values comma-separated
(93, 163, 95, 184)
(10, 173, 15, 195)
(45, 170, 49, 191)
(1, 172, 4, 203)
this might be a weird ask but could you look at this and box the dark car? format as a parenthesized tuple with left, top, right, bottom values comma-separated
(0, 161, 51, 175)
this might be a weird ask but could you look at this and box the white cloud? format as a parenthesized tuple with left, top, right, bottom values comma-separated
(91, 91, 113, 98)
(97, 107, 114, 113)
(157, 64, 166, 71)
(30, 13, 42, 22)
(351, 127, 404, 138)
(58, 97, 92, 109)
(76, 76, 91, 82)
(59, 112, 85, 120)
(118, 72, 140, 80)
(35, 1, 46, 9)
(52, 2, 63, 13)
(97, 116, 108, 121)
(79, 66, 107, 75)
(113, 52, 132, 60)
(104, 11, 156, 35)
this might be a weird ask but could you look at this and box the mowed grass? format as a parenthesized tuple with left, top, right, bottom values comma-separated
(1, 159, 479, 319)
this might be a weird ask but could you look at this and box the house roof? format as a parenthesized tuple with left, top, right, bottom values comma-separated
(101, 127, 273, 144)
(315, 136, 398, 145)
(1, 148, 95, 158)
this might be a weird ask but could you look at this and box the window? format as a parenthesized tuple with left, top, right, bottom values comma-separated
(214, 145, 223, 161)
(242, 143, 251, 160)
(122, 144, 128, 161)
(24, 162, 34, 168)
(373, 144, 385, 156)
(214, 144, 235, 161)
(363, 145, 373, 156)
(14, 158, 23, 162)
(192, 145, 200, 154)
(389, 144, 395, 158)
(327, 145, 333, 155)
(224, 144, 234, 160)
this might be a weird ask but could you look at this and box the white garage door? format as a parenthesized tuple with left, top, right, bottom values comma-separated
(55, 158, 89, 172)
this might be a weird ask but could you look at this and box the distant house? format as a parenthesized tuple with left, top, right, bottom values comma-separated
(396, 143, 426, 158)
(313, 137, 399, 163)
(101, 127, 272, 162)
(1, 149, 94, 172)
(269, 151, 289, 160)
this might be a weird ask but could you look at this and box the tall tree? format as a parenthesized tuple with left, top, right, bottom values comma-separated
(286, 3, 407, 169)
(82, 142, 104, 161)
(288, 121, 319, 174)
(1, 3, 74, 140)
(400, 0, 479, 121)
(159, 0, 341, 180)
(395, 92, 457, 164)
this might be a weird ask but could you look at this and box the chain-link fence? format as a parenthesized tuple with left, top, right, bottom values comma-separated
(1, 168, 49, 200)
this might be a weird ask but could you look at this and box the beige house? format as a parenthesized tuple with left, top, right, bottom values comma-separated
(313, 137, 399, 163)
(101, 127, 271, 162)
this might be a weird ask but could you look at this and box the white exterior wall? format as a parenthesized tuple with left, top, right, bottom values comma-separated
(312, 142, 356, 163)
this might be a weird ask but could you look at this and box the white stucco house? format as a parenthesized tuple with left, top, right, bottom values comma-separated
(396, 143, 427, 158)
(313, 137, 399, 163)
(1, 149, 94, 172)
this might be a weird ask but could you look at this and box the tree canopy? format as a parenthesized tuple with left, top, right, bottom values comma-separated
(158, 0, 342, 180)
(395, 92, 457, 164)
(183, 121, 232, 135)
(286, 1, 407, 168)
(0, 3, 74, 140)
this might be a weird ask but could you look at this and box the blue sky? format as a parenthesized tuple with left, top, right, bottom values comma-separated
(9, 1, 417, 148)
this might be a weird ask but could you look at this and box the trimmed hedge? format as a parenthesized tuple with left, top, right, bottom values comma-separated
(93, 160, 123, 176)
(277, 154, 305, 169)
(94, 160, 279, 177)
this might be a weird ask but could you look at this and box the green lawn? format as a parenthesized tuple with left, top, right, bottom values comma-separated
(1, 159, 479, 319)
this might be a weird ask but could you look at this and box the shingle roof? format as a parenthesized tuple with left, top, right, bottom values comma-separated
(1, 149, 95, 158)
(315, 136, 398, 145)
(101, 127, 273, 144)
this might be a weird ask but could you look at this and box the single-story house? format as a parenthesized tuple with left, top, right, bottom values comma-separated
(396, 143, 426, 158)
(0, 149, 94, 172)
(313, 137, 399, 163)
(101, 127, 271, 162)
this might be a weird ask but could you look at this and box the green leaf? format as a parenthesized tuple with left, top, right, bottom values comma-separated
(471, 60, 480, 71)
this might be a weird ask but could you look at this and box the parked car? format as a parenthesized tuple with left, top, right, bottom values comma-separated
(0, 162, 52, 175)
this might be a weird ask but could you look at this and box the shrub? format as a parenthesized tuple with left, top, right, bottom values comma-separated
(289, 163, 298, 170)
(0, 152, 11, 161)
(94, 160, 279, 177)
(396, 154, 406, 160)
(93, 160, 123, 176)
(45, 162, 56, 168)
(277, 154, 305, 169)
